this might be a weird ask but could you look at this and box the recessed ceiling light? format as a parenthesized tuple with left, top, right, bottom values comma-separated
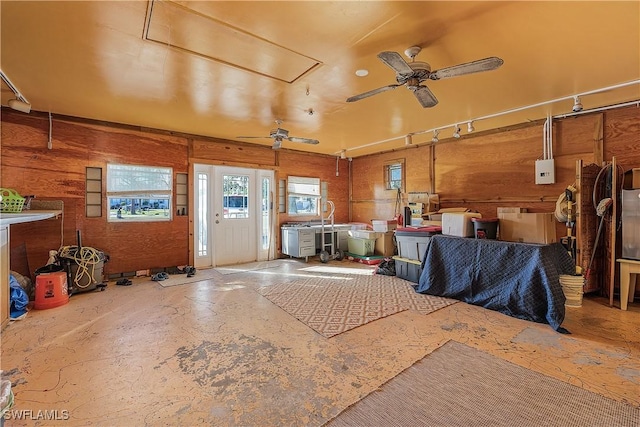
(355, 69, 369, 77)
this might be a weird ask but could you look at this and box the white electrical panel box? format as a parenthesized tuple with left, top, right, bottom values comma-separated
(535, 159, 556, 185)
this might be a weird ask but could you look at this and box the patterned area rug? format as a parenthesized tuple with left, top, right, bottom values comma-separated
(325, 340, 640, 426)
(257, 275, 457, 338)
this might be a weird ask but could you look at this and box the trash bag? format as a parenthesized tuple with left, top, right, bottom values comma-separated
(375, 258, 396, 276)
(9, 274, 29, 319)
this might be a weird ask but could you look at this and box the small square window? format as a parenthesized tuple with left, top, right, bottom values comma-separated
(384, 161, 404, 190)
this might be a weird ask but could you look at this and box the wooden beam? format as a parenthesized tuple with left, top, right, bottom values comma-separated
(594, 114, 604, 165)
(610, 156, 617, 306)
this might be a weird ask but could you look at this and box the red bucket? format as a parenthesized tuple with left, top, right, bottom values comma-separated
(34, 272, 69, 309)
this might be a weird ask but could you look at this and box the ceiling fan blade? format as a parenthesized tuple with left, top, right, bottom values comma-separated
(429, 57, 504, 80)
(288, 137, 319, 145)
(346, 84, 403, 102)
(377, 51, 414, 75)
(413, 86, 439, 108)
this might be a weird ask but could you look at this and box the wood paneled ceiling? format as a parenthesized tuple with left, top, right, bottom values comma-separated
(1, 1, 639, 157)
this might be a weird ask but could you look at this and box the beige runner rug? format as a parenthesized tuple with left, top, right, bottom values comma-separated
(325, 340, 640, 426)
(154, 268, 218, 288)
(213, 259, 285, 275)
(257, 275, 457, 338)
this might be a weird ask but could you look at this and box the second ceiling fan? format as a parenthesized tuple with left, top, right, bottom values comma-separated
(347, 46, 504, 108)
(237, 120, 319, 150)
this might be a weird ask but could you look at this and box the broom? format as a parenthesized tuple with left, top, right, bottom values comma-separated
(585, 197, 613, 280)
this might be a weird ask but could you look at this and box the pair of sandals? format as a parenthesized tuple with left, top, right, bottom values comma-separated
(116, 278, 133, 286)
(182, 266, 196, 278)
(151, 272, 170, 281)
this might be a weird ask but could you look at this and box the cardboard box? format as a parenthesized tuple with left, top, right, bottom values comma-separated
(442, 212, 482, 237)
(497, 207, 528, 214)
(374, 231, 396, 256)
(498, 212, 557, 244)
(623, 168, 640, 190)
(372, 219, 398, 232)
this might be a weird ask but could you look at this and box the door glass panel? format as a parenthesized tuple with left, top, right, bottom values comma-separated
(261, 177, 270, 250)
(223, 174, 249, 219)
(197, 172, 208, 257)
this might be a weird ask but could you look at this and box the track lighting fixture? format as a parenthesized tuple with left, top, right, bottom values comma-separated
(572, 96, 583, 112)
(467, 121, 475, 133)
(0, 70, 31, 113)
(432, 129, 439, 143)
(452, 125, 461, 139)
(405, 134, 413, 146)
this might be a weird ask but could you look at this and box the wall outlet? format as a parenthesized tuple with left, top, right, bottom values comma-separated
(535, 159, 556, 184)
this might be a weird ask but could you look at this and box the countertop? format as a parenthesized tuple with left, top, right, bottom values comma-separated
(0, 210, 62, 227)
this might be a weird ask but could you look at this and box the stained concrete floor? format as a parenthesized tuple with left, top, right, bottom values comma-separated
(1, 258, 639, 426)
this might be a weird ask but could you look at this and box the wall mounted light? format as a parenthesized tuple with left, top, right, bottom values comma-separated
(0, 70, 31, 113)
(432, 129, 440, 143)
(405, 134, 413, 146)
(467, 121, 475, 133)
(452, 125, 461, 138)
(572, 96, 583, 112)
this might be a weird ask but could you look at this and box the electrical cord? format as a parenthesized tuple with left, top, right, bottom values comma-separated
(58, 246, 103, 289)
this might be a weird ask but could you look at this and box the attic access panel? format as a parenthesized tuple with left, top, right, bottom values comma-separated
(144, 0, 321, 83)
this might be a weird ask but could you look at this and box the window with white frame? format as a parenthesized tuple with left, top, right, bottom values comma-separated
(107, 164, 172, 222)
(384, 160, 404, 190)
(287, 176, 320, 216)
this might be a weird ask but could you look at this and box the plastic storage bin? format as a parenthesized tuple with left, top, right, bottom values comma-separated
(395, 226, 441, 262)
(347, 237, 376, 256)
(393, 256, 423, 283)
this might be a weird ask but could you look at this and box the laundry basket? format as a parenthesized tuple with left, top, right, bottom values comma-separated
(0, 188, 25, 213)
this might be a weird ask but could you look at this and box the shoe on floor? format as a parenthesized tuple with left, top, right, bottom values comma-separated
(151, 272, 169, 281)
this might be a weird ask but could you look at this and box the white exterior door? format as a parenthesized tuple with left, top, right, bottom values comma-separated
(213, 166, 256, 266)
(193, 164, 273, 268)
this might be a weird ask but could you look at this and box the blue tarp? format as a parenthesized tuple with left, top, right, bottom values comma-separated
(416, 235, 576, 331)
(9, 274, 29, 319)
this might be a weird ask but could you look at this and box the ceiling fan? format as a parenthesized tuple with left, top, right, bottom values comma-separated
(347, 46, 504, 108)
(237, 120, 319, 150)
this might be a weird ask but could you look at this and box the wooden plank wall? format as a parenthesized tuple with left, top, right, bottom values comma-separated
(351, 107, 639, 221)
(354, 116, 591, 220)
(351, 105, 640, 296)
(1, 111, 190, 278)
(1, 109, 349, 277)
